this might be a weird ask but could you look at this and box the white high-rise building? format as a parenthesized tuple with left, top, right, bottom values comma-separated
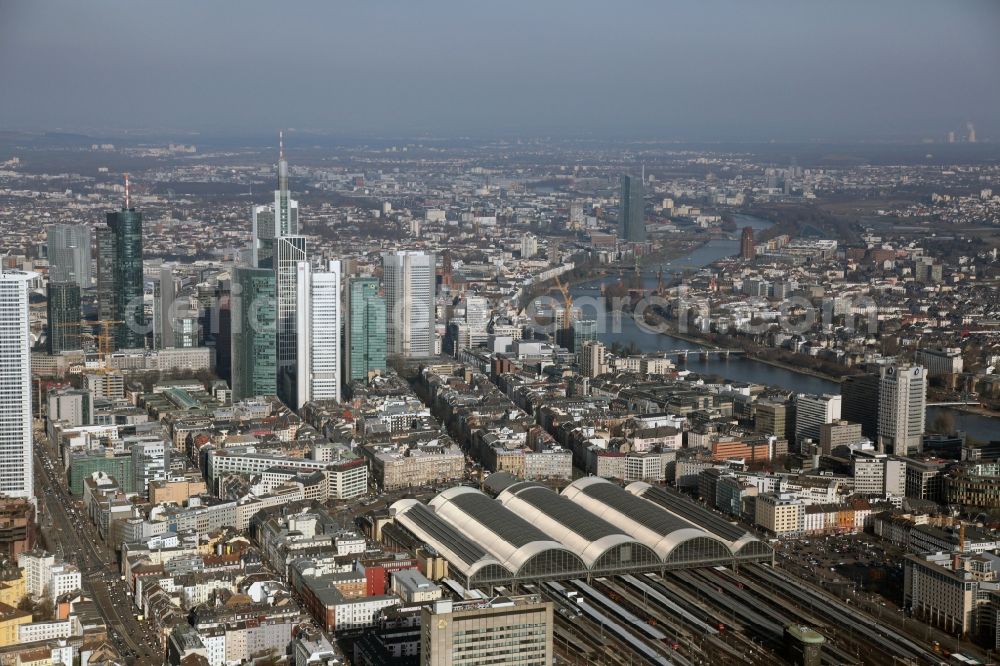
(793, 393, 842, 448)
(878, 364, 927, 456)
(296, 260, 342, 408)
(383, 251, 436, 358)
(0, 271, 36, 502)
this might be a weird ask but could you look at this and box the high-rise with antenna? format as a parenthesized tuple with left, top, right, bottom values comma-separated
(251, 130, 299, 268)
(102, 173, 145, 349)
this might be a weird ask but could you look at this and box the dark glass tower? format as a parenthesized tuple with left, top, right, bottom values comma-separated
(95, 226, 115, 322)
(47, 281, 82, 354)
(345, 277, 387, 382)
(231, 267, 277, 400)
(619, 174, 646, 242)
(106, 206, 145, 349)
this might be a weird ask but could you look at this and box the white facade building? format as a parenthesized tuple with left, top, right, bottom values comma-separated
(296, 260, 342, 408)
(878, 365, 927, 456)
(383, 251, 435, 358)
(0, 271, 36, 502)
(793, 393, 842, 448)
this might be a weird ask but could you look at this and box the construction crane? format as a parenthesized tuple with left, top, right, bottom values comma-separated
(53, 320, 122, 372)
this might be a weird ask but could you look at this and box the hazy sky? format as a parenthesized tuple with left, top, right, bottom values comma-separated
(1, 0, 998, 140)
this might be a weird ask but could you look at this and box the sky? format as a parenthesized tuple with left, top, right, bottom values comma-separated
(1, 0, 998, 141)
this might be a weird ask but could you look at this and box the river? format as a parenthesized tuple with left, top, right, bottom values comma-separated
(570, 214, 999, 442)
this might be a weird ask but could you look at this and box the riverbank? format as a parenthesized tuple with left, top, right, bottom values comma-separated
(642, 313, 848, 386)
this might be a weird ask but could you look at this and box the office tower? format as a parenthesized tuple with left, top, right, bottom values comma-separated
(95, 226, 115, 322)
(465, 294, 490, 348)
(345, 277, 386, 382)
(214, 280, 232, 382)
(878, 364, 927, 456)
(572, 318, 597, 355)
(231, 267, 277, 401)
(581, 340, 607, 378)
(793, 394, 842, 448)
(172, 316, 198, 348)
(276, 236, 307, 406)
(46, 224, 92, 288)
(0, 271, 37, 501)
(420, 596, 553, 666)
(383, 251, 436, 358)
(755, 399, 790, 439)
(154, 266, 176, 349)
(740, 226, 756, 260)
(106, 189, 145, 349)
(251, 132, 299, 269)
(841, 372, 880, 439)
(967, 122, 977, 144)
(619, 174, 646, 242)
(296, 260, 342, 408)
(46, 281, 82, 354)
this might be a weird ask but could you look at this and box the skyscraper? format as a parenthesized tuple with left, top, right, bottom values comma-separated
(276, 235, 307, 406)
(878, 364, 927, 455)
(345, 277, 386, 383)
(0, 271, 37, 501)
(842, 372, 880, 439)
(106, 190, 145, 349)
(231, 267, 277, 401)
(95, 226, 115, 322)
(296, 260, 342, 408)
(46, 224, 92, 288)
(251, 132, 299, 269)
(383, 251, 436, 358)
(740, 226, 756, 260)
(619, 174, 646, 242)
(47, 281, 81, 354)
(154, 265, 176, 349)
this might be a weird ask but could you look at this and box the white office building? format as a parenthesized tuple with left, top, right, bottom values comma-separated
(878, 365, 927, 456)
(0, 271, 36, 502)
(296, 260, 342, 408)
(793, 393, 841, 449)
(383, 251, 435, 357)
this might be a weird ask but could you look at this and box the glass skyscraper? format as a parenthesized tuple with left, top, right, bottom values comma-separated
(95, 226, 115, 322)
(47, 281, 82, 354)
(231, 267, 277, 401)
(619, 174, 646, 242)
(47, 224, 92, 288)
(345, 277, 387, 382)
(276, 235, 307, 406)
(106, 206, 145, 349)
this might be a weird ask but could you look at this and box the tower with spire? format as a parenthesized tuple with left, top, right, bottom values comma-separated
(251, 131, 299, 268)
